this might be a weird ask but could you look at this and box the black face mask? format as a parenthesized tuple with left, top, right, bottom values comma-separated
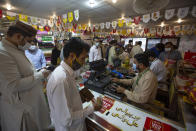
(72, 59, 82, 71)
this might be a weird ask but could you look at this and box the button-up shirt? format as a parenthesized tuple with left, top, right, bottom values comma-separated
(130, 45, 143, 58)
(25, 49, 46, 70)
(47, 61, 94, 131)
(150, 58, 167, 82)
(119, 69, 158, 104)
(89, 45, 102, 62)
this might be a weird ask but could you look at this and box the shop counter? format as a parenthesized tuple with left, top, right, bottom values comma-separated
(82, 90, 185, 131)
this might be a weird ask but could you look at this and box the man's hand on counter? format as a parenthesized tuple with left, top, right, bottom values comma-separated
(112, 78, 120, 83)
(116, 86, 126, 94)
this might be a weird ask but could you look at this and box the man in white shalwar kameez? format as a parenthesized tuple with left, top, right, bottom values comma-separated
(47, 38, 102, 131)
(0, 21, 50, 131)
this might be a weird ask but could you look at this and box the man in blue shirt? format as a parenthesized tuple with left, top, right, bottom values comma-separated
(150, 43, 165, 57)
(25, 39, 46, 70)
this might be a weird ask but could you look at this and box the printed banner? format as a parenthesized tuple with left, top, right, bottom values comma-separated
(112, 21, 117, 29)
(143, 14, 150, 23)
(19, 14, 28, 22)
(68, 12, 73, 23)
(118, 19, 124, 27)
(134, 16, 141, 24)
(74, 10, 79, 21)
(100, 23, 105, 29)
(165, 9, 175, 20)
(6, 11, 16, 16)
(95, 24, 99, 30)
(126, 18, 132, 27)
(31, 16, 37, 24)
(151, 11, 160, 21)
(62, 14, 67, 23)
(106, 22, 110, 29)
(177, 7, 189, 18)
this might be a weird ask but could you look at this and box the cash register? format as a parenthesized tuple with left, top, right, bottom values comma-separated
(84, 60, 111, 94)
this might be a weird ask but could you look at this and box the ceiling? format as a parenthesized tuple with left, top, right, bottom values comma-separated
(0, 0, 196, 25)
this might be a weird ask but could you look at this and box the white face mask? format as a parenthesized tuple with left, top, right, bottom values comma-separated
(165, 48, 171, 52)
(18, 42, 31, 51)
(29, 45, 37, 51)
(95, 42, 99, 47)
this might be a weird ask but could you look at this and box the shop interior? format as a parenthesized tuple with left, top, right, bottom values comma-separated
(0, 0, 196, 131)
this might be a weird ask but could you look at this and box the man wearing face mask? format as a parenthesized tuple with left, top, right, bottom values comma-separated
(0, 21, 50, 130)
(146, 50, 167, 90)
(112, 53, 158, 104)
(159, 42, 182, 62)
(25, 39, 46, 70)
(47, 38, 102, 131)
(89, 37, 102, 62)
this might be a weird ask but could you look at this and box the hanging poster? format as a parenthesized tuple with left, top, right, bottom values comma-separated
(106, 22, 110, 29)
(150, 28, 156, 35)
(118, 19, 124, 27)
(151, 11, 160, 21)
(177, 7, 189, 18)
(143, 14, 150, 23)
(31, 16, 37, 24)
(192, 6, 196, 17)
(165, 9, 175, 20)
(68, 12, 73, 23)
(62, 14, 67, 23)
(95, 24, 99, 30)
(156, 27, 163, 37)
(32, 25, 38, 30)
(6, 11, 16, 21)
(112, 21, 117, 29)
(78, 24, 82, 30)
(74, 10, 79, 21)
(100, 23, 105, 29)
(19, 14, 28, 22)
(144, 28, 149, 34)
(40, 19, 45, 26)
(126, 18, 132, 27)
(134, 16, 141, 24)
(6, 11, 16, 16)
(48, 17, 54, 27)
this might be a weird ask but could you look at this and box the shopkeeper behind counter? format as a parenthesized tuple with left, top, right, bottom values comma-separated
(112, 53, 158, 104)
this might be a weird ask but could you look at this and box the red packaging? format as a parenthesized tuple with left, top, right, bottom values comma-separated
(143, 117, 178, 131)
(99, 96, 115, 114)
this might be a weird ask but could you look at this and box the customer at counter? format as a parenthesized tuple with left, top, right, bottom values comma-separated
(47, 38, 102, 131)
(146, 50, 167, 90)
(159, 42, 182, 63)
(130, 41, 143, 58)
(89, 37, 102, 62)
(112, 53, 158, 104)
(150, 43, 165, 57)
(51, 40, 61, 66)
(0, 21, 50, 130)
(25, 38, 46, 70)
